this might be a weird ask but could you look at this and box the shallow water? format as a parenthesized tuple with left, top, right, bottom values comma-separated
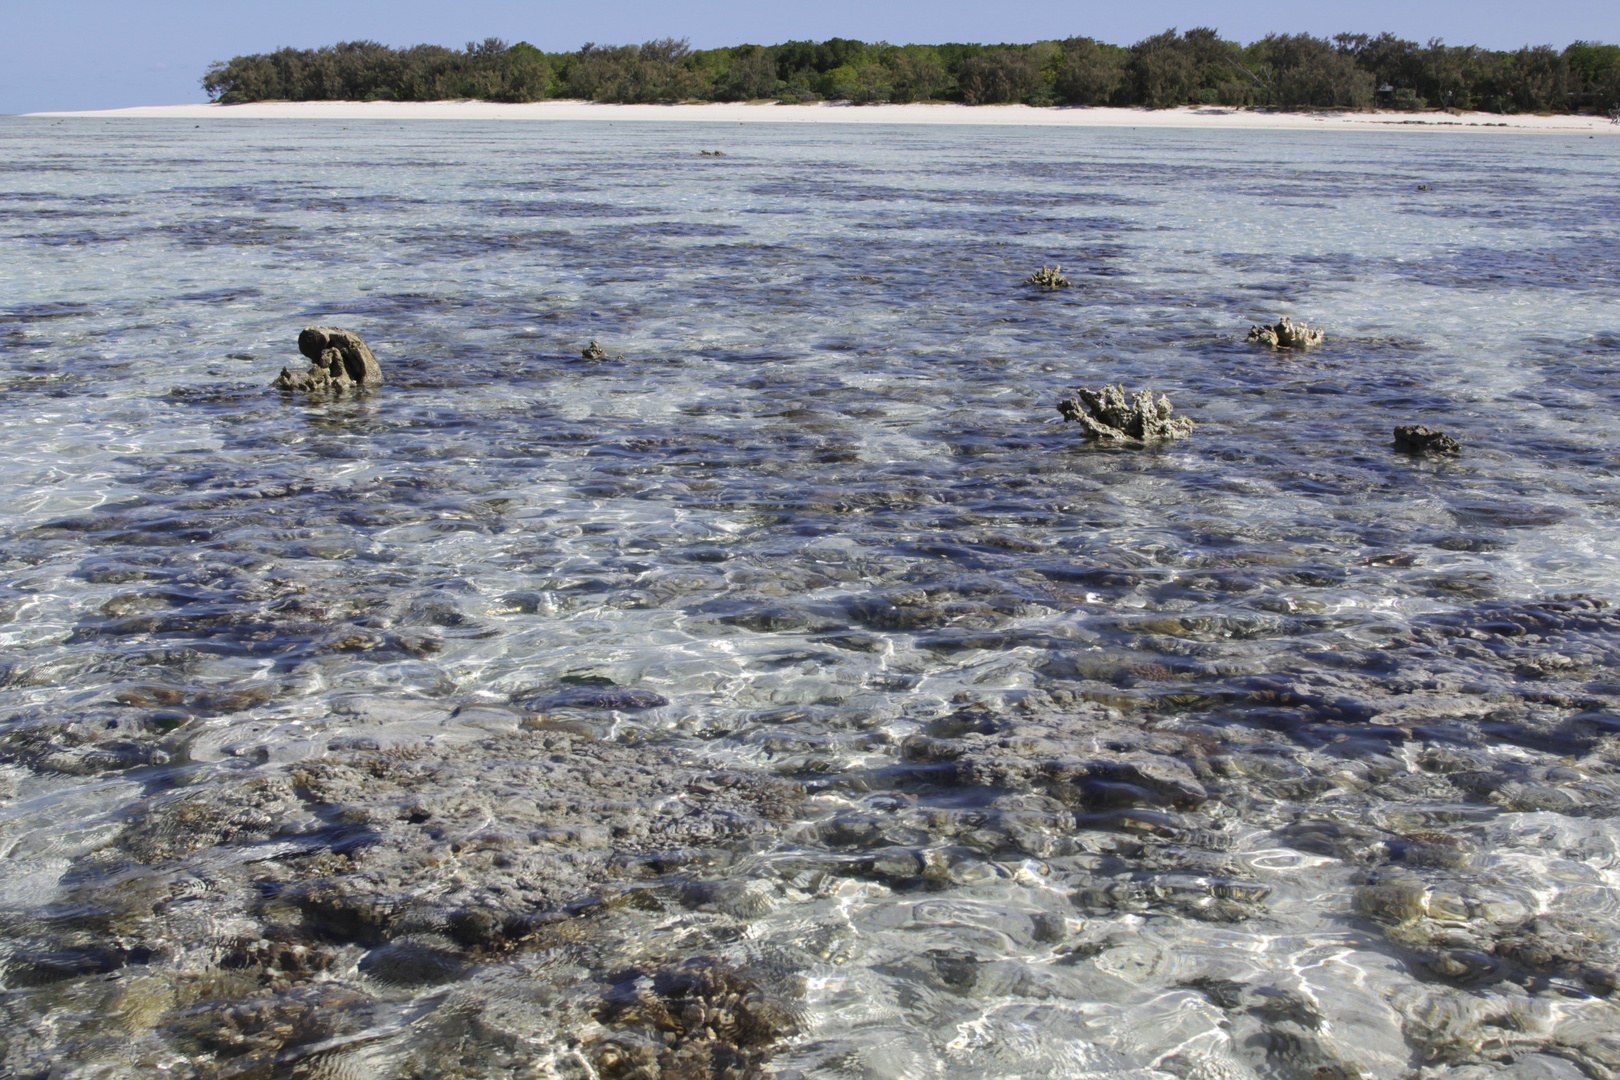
(2, 117, 1619, 1079)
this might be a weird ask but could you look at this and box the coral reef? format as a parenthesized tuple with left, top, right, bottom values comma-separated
(5, 591, 1620, 1078)
(1056, 384, 1194, 441)
(1247, 317, 1325, 349)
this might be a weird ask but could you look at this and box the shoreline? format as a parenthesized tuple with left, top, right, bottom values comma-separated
(21, 99, 1620, 132)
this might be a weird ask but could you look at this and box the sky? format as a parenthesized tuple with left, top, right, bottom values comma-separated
(3, 0, 1616, 114)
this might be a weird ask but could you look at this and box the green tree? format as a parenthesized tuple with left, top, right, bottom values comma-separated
(852, 62, 892, 102)
(888, 45, 947, 102)
(1259, 33, 1374, 108)
(497, 42, 551, 102)
(1565, 42, 1620, 109)
(820, 63, 860, 100)
(1395, 40, 1503, 110)
(1126, 29, 1198, 106)
(567, 38, 708, 102)
(1335, 31, 1422, 94)
(567, 43, 635, 100)
(1565, 40, 1620, 108)
(395, 44, 461, 99)
(1054, 37, 1127, 105)
(715, 45, 779, 100)
(957, 48, 1041, 104)
(1502, 44, 1569, 111)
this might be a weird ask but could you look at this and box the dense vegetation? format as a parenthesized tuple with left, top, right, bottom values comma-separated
(202, 31, 1620, 113)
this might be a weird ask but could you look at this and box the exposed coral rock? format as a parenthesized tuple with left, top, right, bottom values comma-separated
(273, 325, 382, 392)
(1394, 424, 1462, 456)
(1247, 317, 1325, 349)
(514, 684, 670, 712)
(0, 711, 808, 1074)
(1056, 384, 1193, 441)
(591, 956, 799, 1080)
(1025, 266, 1071, 289)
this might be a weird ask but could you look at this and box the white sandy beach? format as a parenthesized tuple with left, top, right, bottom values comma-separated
(24, 99, 1620, 132)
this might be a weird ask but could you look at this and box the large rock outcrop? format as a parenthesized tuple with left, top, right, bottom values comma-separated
(274, 326, 382, 392)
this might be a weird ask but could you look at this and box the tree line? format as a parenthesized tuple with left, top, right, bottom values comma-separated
(202, 31, 1620, 114)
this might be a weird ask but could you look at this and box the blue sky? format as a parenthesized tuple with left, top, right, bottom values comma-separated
(4, 0, 1615, 114)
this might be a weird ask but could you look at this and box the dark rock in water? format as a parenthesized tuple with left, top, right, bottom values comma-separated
(1057, 384, 1193, 442)
(6, 944, 139, 986)
(514, 685, 670, 711)
(1493, 914, 1619, 991)
(1247, 317, 1324, 349)
(183, 983, 375, 1066)
(274, 325, 382, 392)
(1394, 424, 1461, 456)
(582, 339, 620, 360)
(358, 940, 471, 987)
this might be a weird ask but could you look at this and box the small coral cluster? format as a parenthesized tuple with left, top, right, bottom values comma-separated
(582, 339, 625, 360)
(590, 957, 798, 1080)
(1247, 317, 1324, 349)
(1056, 384, 1193, 442)
(1025, 266, 1071, 289)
